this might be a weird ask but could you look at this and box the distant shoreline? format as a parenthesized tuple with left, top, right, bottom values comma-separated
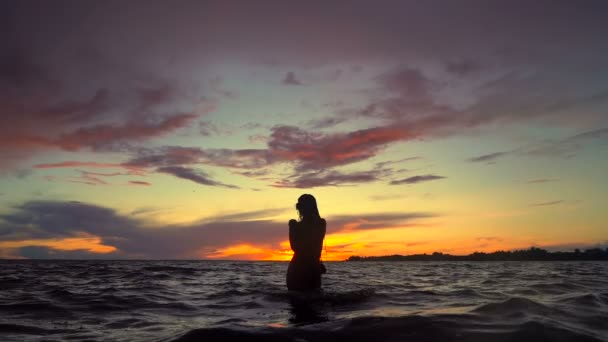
(347, 247, 608, 261)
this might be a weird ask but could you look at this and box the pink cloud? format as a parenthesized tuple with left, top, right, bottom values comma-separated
(267, 124, 416, 171)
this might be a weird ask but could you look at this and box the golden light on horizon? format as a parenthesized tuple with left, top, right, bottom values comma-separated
(0, 236, 117, 254)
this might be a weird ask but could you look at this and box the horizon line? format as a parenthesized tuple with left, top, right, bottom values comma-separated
(2, 246, 607, 261)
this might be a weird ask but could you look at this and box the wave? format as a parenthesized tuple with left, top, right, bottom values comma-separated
(2, 260, 607, 342)
(530, 281, 586, 294)
(558, 293, 604, 308)
(0, 301, 70, 314)
(169, 315, 605, 342)
(142, 266, 200, 274)
(207, 289, 252, 299)
(263, 288, 377, 306)
(0, 323, 79, 335)
(472, 297, 565, 317)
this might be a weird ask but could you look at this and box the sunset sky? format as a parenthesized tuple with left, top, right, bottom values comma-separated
(1, 1, 607, 260)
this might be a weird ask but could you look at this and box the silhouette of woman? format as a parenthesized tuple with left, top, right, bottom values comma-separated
(286, 194, 326, 292)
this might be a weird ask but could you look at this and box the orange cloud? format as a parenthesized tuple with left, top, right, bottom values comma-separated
(0, 236, 117, 254)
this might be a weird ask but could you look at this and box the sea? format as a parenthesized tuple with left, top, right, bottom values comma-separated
(1, 260, 607, 342)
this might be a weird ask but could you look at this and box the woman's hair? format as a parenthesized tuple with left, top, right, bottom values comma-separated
(296, 194, 321, 221)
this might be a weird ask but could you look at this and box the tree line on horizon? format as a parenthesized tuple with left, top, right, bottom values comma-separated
(347, 247, 608, 261)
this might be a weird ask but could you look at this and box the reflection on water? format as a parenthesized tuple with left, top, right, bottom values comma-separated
(288, 295, 329, 325)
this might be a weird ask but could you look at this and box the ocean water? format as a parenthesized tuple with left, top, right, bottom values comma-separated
(1, 260, 607, 342)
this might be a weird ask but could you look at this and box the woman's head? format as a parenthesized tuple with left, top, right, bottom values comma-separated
(296, 194, 320, 221)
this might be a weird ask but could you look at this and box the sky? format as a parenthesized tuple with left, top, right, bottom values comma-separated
(1, 1, 607, 260)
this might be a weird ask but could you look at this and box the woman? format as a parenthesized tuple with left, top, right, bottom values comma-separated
(286, 194, 326, 292)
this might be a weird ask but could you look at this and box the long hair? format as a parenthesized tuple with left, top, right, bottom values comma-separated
(296, 194, 321, 221)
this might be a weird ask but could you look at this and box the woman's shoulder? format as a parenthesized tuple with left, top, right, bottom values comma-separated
(289, 218, 325, 227)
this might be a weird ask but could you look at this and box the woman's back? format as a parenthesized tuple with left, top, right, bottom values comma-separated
(286, 194, 326, 292)
(289, 218, 325, 260)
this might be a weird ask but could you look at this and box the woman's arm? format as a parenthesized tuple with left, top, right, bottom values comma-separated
(320, 218, 326, 238)
(288, 219, 298, 252)
(316, 219, 327, 259)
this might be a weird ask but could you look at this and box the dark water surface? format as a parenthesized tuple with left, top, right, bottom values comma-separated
(1, 260, 607, 341)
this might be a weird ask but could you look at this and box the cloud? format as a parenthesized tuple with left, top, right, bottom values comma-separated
(34, 161, 126, 169)
(198, 120, 237, 137)
(468, 127, 608, 163)
(307, 116, 348, 129)
(248, 134, 268, 144)
(0, 201, 290, 258)
(124, 147, 205, 168)
(282, 71, 302, 85)
(67, 171, 109, 186)
(129, 181, 151, 186)
(125, 146, 270, 170)
(329, 212, 437, 231)
(0, 200, 437, 259)
(122, 123, 418, 185)
(0, 15, 211, 172)
(14, 246, 117, 260)
(201, 208, 288, 223)
(374, 157, 421, 169)
(268, 125, 415, 172)
(337, 54, 608, 149)
(377, 68, 432, 100)
(101, 114, 434, 189)
(198, 121, 221, 136)
(445, 60, 482, 76)
(5, 1, 607, 186)
(272, 170, 384, 188)
(368, 194, 406, 201)
(529, 200, 564, 207)
(156, 166, 238, 188)
(197, 149, 272, 169)
(526, 179, 558, 184)
(53, 113, 198, 151)
(31, 163, 146, 185)
(476, 236, 503, 242)
(567, 127, 608, 142)
(526, 127, 608, 158)
(468, 151, 510, 163)
(390, 174, 446, 185)
(3, 2, 606, 132)
(0, 72, 202, 170)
